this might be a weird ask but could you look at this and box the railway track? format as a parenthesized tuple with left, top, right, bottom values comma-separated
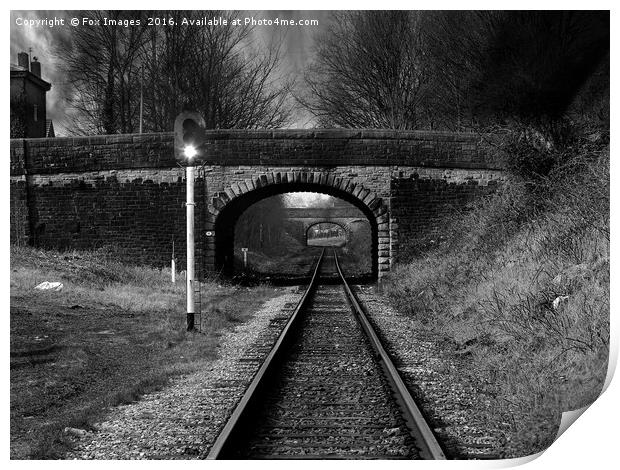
(207, 249, 445, 460)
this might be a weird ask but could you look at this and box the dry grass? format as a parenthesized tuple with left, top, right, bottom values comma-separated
(10, 246, 280, 459)
(385, 140, 609, 457)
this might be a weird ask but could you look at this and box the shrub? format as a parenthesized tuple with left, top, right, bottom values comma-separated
(385, 138, 609, 457)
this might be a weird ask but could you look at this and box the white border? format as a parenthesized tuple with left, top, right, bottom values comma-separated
(4, 3, 616, 468)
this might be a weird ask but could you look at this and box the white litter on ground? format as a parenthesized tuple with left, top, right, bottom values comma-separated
(34, 281, 64, 291)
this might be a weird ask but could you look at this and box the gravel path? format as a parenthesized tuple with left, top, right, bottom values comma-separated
(66, 290, 301, 460)
(354, 285, 510, 459)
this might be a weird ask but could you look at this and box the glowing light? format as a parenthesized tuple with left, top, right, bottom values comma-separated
(184, 145, 198, 160)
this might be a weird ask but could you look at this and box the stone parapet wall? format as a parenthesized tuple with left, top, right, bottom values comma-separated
(10, 129, 503, 176)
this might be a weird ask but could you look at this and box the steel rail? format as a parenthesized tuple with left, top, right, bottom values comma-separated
(333, 250, 447, 460)
(206, 249, 326, 460)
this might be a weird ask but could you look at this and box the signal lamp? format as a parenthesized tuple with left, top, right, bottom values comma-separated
(184, 145, 198, 160)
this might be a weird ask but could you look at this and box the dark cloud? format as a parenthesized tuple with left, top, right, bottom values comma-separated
(10, 10, 330, 134)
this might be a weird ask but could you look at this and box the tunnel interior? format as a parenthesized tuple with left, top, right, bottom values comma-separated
(213, 183, 378, 280)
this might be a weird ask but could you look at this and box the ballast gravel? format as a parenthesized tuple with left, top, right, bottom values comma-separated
(66, 284, 510, 460)
(66, 290, 301, 460)
(355, 285, 510, 459)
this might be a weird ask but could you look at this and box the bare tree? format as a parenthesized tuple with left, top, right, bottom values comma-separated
(57, 10, 293, 135)
(300, 11, 432, 130)
(142, 11, 293, 131)
(302, 10, 608, 142)
(57, 11, 150, 135)
(416, 11, 502, 132)
(422, 11, 610, 145)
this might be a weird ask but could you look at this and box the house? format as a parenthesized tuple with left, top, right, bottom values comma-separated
(10, 51, 54, 138)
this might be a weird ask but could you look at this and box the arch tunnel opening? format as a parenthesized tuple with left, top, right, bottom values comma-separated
(213, 182, 378, 282)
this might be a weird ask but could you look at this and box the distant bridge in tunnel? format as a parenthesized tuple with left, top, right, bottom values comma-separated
(282, 208, 368, 245)
(10, 129, 507, 278)
(282, 208, 364, 219)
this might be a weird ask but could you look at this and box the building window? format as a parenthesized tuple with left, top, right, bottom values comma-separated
(33, 104, 38, 122)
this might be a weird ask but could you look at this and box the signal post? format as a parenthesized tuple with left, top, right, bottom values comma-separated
(174, 111, 207, 331)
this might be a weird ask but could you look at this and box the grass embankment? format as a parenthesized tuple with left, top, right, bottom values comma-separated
(385, 138, 609, 457)
(10, 246, 279, 459)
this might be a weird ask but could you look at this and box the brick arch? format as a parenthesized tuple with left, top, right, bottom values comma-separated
(343, 218, 369, 231)
(208, 171, 390, 278)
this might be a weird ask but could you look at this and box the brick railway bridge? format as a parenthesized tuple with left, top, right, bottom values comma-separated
(10, 130, 506, 278)
(282, 208, 368, 245)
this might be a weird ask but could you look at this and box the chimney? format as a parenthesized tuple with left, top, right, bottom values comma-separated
(17, 52, 29, 70)
(30, 57, 41, 77)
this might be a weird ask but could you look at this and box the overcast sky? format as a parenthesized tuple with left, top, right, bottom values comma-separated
(10, 10, 331, 135)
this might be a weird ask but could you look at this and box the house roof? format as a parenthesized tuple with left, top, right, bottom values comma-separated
(45, 119, 55, 138)
(10, 63, 51, 91)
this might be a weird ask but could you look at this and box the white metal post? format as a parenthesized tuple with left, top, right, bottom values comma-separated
(171, 240, 176, 284)
(186, 165, 195, 330)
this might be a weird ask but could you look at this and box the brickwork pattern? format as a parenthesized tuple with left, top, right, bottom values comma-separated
(10, 131, 507, 277)
(10, 130, 503, 177)
(390, 175, 503, 260)
(10, 177, 29, 245)
(18, 170, 188, 266)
